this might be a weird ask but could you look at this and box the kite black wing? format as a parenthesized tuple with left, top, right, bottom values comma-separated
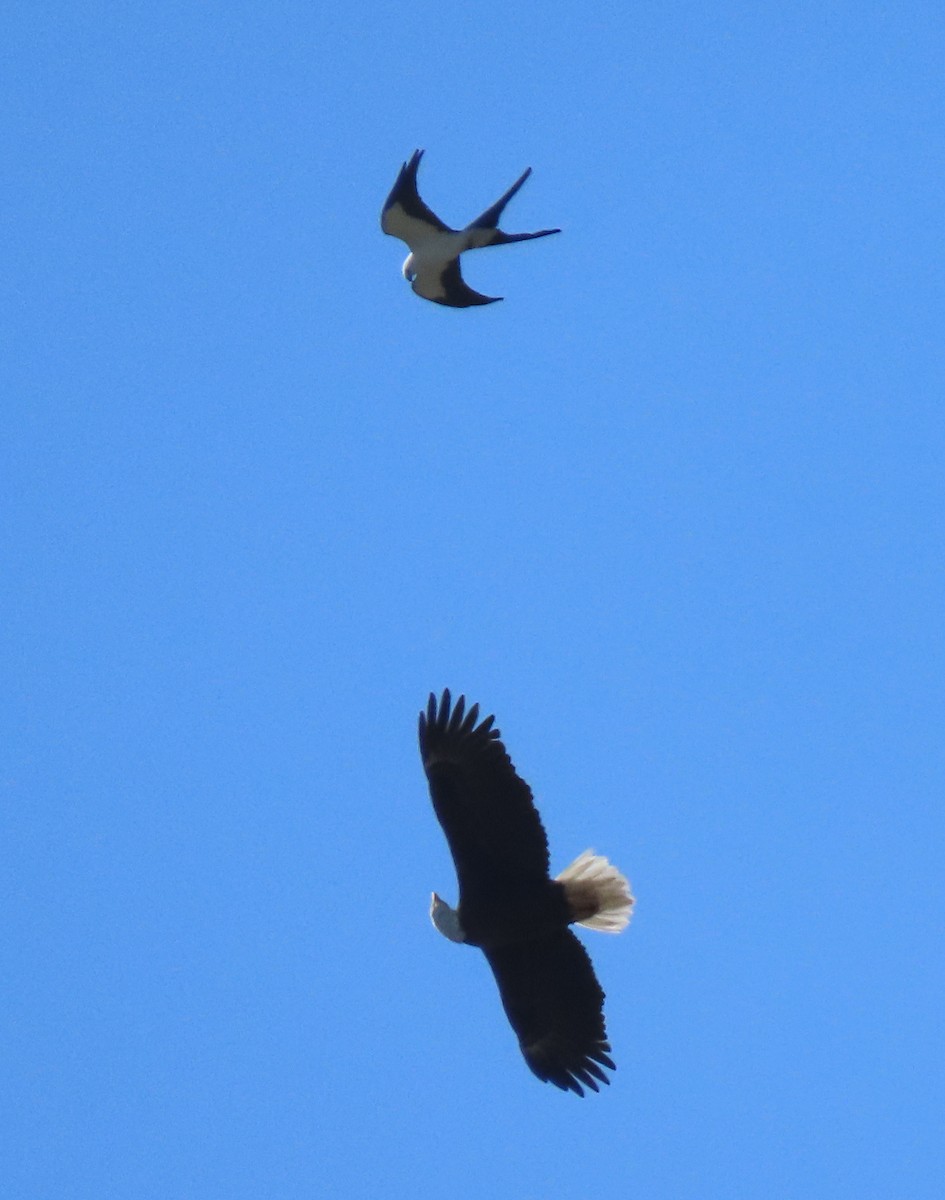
(381, 149, 453, 242)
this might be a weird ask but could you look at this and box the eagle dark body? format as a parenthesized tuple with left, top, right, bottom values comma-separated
(419, 690, 619, 1096)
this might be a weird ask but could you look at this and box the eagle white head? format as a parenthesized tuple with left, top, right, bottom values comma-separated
(430, 892, 465, 943)
(402, 254, 417, 283)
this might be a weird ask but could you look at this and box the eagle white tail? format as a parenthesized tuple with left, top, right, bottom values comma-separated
(556, 850, 634, 933)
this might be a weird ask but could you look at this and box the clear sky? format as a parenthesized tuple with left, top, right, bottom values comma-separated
(4, 2, 944, 1197)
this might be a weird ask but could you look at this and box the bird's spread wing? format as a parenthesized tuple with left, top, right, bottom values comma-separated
(413, 258, 500, 308)
(483, 931, 614, 1097)
(466, 167, 533, 231)
(381, 149, 454, 247)
(419, 689, 549, 887)
(463, 166, 561, 248)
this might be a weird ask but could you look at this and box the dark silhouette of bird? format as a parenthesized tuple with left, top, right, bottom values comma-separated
(419, 690, 633, 1095)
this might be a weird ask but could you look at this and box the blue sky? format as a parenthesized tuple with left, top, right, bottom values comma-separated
(3, 2, 944, 1197)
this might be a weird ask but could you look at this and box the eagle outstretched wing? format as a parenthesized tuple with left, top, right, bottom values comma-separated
(419, 689, 550, 891)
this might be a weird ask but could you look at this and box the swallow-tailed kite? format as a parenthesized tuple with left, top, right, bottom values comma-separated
(381, 150, 560, 308)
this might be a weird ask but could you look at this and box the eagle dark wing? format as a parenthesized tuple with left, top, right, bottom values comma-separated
(418, 689, 550, 889)
(483, 930, 614, 1097)
(381, 149, 454, 244)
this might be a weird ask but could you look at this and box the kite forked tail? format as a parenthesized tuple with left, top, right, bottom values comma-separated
(557, 850, 634, 934)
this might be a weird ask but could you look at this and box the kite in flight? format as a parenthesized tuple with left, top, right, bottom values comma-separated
(418, 690, 634, 1096)
(382, 150, 560, 307)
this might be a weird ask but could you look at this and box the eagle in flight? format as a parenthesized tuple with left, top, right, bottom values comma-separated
(382, 150, 560, 308)
(419, 690, 634, 1096)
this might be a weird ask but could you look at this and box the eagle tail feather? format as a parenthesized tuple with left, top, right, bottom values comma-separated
(556, 850, 634, 933)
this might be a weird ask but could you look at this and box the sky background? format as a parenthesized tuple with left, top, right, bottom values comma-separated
(3, 2, 944, 1197)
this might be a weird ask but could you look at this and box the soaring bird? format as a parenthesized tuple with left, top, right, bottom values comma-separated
(418, 690, 633, 1096)
(382, 150, 560, 307)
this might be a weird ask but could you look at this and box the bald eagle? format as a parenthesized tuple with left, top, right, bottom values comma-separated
(419, 690, 634, 1096)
